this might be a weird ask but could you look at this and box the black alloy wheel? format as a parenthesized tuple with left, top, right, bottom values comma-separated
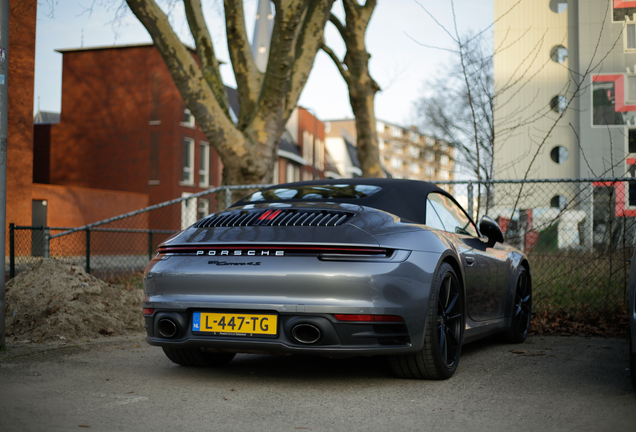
(436, 269, 463, 369)
(390, 262, 464, 380)
(504, 267, 532, 344)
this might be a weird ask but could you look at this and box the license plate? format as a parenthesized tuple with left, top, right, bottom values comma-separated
(192, 312, 277, 336)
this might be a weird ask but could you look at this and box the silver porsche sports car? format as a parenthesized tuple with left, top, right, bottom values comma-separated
(142, 179, 531, 379)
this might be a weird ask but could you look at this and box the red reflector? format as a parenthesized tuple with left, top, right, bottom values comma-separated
(258, 210, 282, 221)
(334, 314, 404, 322)
(143, 308, 155, 315)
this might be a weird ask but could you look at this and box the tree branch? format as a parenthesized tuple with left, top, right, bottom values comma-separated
(321, 43, 350, 82)
(125, 0, 244, 158)
(224, 0, 262, 129)
(183, 0, 231, 120)
(282, 0, 336, 121)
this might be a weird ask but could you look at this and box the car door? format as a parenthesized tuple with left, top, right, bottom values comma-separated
(426, 193, 507, 321)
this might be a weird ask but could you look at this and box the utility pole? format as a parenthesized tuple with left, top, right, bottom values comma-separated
(0, 0, 9, 349)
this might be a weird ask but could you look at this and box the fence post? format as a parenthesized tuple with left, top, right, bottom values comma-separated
(9, 223, 14, 279)
(225, 187, 233, 210)
(85, 227, 91, 274)
(44, 227, 50, 259)
(467, 181, 474, 220)
(148, 231, 154, 261)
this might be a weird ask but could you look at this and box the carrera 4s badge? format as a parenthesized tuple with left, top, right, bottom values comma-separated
(208, 261, 261, 266)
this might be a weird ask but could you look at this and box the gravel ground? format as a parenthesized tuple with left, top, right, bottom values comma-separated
(0, 333, 634, 432)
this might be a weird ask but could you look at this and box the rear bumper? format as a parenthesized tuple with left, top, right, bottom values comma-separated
(144, 311, 417, 356)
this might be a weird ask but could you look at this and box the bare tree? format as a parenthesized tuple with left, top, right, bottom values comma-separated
(414, 31, 494, 183)
(321, 0, 384, 178)
(126, 0, 335, 189)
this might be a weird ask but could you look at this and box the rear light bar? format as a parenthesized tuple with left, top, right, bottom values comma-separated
(143, 308, 155, 316)
(158, 245, 390, 256)
(334, 314, 404, 323)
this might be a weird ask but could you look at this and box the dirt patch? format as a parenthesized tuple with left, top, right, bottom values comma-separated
(3, 259, 144, 343)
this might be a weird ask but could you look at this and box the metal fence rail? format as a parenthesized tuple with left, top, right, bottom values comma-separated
(6, 179, 635, 316)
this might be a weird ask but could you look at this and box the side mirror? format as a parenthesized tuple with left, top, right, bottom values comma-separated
(479, 215, 504, 247)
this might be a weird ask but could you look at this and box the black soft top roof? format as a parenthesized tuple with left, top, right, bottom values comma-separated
(234, 178, 451, 224)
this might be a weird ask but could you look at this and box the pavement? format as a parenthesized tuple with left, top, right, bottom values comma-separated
(0, 334, 635, 432)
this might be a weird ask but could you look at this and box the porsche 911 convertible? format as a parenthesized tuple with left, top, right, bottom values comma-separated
(142, 179, 531, 379)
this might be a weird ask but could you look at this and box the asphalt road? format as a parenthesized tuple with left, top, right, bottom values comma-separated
(0, 334, 634, 432)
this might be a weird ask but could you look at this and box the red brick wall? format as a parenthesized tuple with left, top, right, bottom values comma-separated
(31, 183, 148, 228)
(5, 2, 36, 251)
(48, 45, 220, 207)
(30, 184, 149, 257)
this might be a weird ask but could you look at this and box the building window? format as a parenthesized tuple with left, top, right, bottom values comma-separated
(550, 195, 569, 209)
(425, 166, 434, 177)
(425, 151, 435, 162)
(182, 137, 195, 185)
(550, 45, 568, 64)
(181, 108, 195, 128)
(630, 129, 636, 153)
(440, 154, 450, 165)
(549, 0, 567, 14)
(628, 164, 636, 206)
(199, 142, 210, 187)
(439, 169, 450, 180)
(181, 192, 196, 229)
(409, 162, 420, 174)
(409, 145, 420, 158)
(628, 75, 636, 103)
(197, 198, 209, 220)
(392, 142, 403, 154)
(378, 138, 385, 151)
(316, 139, 325, 170)
(550, 95, 568, 113)
(439, 142, 448, 152)
(425, 136, 435, 147)
(391, 126, 402, 138)
(376, 121, 385, 133)
(550, 146, 569, 164)
(409, 131, 419, 143)
(303, 131, 314, 165)
(627, 23, 636, 51)
(391, 157, 402, 169)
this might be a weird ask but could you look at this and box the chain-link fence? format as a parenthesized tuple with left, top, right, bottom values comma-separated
(436, 178, 635, 316)
(6, 179, 635, 316)
(7, 184, 266, 280)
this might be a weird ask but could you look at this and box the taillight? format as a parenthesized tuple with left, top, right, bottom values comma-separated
(143, 308, 155, 315)
(334, 314, 404, 322)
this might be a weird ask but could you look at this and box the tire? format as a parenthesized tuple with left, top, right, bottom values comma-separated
(630, 338, 636, 391)
(503, 267, 532, 344)
(162, 347, 236, 367)
(390, 262, 464, 380)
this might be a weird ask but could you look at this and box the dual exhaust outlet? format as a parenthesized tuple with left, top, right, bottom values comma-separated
(157, 317, 322, 345)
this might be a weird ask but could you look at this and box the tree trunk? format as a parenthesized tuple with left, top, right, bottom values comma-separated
(323, 0, 384, 178)
(125, 0, 335, 192)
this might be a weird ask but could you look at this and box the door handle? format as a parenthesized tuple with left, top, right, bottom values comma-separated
(465, 256, 475, 266)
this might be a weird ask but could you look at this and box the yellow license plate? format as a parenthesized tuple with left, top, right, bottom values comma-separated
(192, 312, 277, 336)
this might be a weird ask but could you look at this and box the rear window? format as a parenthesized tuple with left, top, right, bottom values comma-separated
(245, 184, 382, 202)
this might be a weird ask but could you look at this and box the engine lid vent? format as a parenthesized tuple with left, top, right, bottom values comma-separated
(194, 209, 353, 228)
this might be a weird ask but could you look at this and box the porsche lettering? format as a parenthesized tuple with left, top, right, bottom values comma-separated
(195, 250, 285, 256)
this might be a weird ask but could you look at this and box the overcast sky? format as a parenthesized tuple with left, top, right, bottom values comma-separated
(33, 0, 493, 127)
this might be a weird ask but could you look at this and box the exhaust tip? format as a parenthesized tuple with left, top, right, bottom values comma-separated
(291, 324, 321, 344)
(158, 318, 178, 338)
